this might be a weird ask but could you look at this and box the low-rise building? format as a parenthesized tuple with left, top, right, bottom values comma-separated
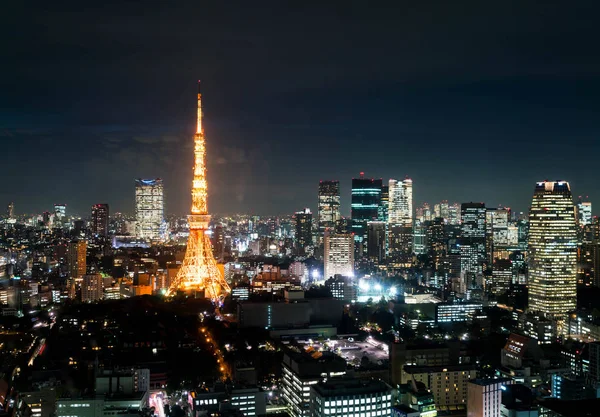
(309, 378, 392, 417)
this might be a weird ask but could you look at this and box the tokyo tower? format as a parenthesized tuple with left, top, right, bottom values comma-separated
(166, 83, 231, 299)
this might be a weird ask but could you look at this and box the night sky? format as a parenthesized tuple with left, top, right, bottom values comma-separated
(2, 1, 599, 217)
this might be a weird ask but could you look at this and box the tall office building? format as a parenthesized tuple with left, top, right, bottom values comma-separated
(135, 178, 164, 240)
(67, 240, 87, 279)
(91, 204, 109, 237)
(388, 178, 413, 263)
(294, 208, 313, 255)
(486, 207, 510, 264)
(427, 218, 447, 271)
(388, 178, 413, 226)
(528, 181, 578, 316)
(379, 184, 389, 223)
(576, 197, 592, 227)
(367, 221, 387, 263)
(413, 220, 426, 255)
(54, 204, 67, 225)
(448, 203, 460, 225)
(460, 202, 486, 276)
(317, 181, 341, 239)
(324, 231, 354, 279)
(351, 173, 382, 256)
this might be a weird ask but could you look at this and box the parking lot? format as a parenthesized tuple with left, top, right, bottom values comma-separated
(298, 336, 389, 368)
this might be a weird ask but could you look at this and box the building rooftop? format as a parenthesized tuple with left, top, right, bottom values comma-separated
(311, 378, 391, 397)
(540, 398, 600, 417)
(282, 349, 346, 377)
(403, 364, 477, 373)
(469, 378, 512, 387)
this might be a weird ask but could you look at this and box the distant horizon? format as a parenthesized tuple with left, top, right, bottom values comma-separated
(5, 177, 591, 220)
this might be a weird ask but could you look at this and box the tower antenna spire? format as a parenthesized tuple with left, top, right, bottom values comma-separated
(197, 80, 202, 134)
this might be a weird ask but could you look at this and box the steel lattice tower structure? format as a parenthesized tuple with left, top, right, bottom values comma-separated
(166, 83, 231, 299)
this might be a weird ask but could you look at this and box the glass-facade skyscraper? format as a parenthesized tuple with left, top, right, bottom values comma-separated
(351, 173, 382, 255)
(460, 202, 486, 280)
(294, 208, 313, 255)
(528, 180, 577, 316)
(318, 181, 341, 238)
(135, 178, 165, 240)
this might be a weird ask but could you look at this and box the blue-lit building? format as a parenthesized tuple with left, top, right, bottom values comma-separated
(435, 301, 482, 324)
(351, 173, 382, 257)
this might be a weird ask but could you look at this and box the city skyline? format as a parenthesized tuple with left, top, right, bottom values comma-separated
(3, 2, 600, 216)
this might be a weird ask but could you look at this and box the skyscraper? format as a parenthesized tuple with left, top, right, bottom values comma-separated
(576, 197, 592, 227)
(379, 184, 389, 223)
(388, 178, 413, 226)
(528, 181, 577, 316)
(91, 204, 109, 237)
(135, 178, 164, 240)
(324, 231, 354, 279)
(351, 173, 382, 256)
(460, 202, 486, 283)
(294, 208, 313, 255)
(317, 181, 341, 238)
(67, 240, 87, 279)
(388, 178, 413, 263)
(54, 204, 67, 225)
(448, 203, 460, 225)
(485, 207, 510, 264)
(6, 202, 14, 220)
(367, 221, 386, 263)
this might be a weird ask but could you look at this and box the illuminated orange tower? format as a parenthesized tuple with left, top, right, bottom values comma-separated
(166, 82, 231, 299)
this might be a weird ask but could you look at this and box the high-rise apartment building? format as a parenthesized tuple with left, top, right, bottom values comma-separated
(317, 181, 341, 239)
(81, 274, 103, 303)
(351, 173, 382, 255)
(67, 240, 87, 279)
(528, 181, 578, 316)
(135, 178, 164, 240)
(91, 204, 109, 237)
(294, 208, 313, 255)
(324, 231, 354, 279)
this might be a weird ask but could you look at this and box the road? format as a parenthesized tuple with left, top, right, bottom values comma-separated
(149, 391, 166, 417)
